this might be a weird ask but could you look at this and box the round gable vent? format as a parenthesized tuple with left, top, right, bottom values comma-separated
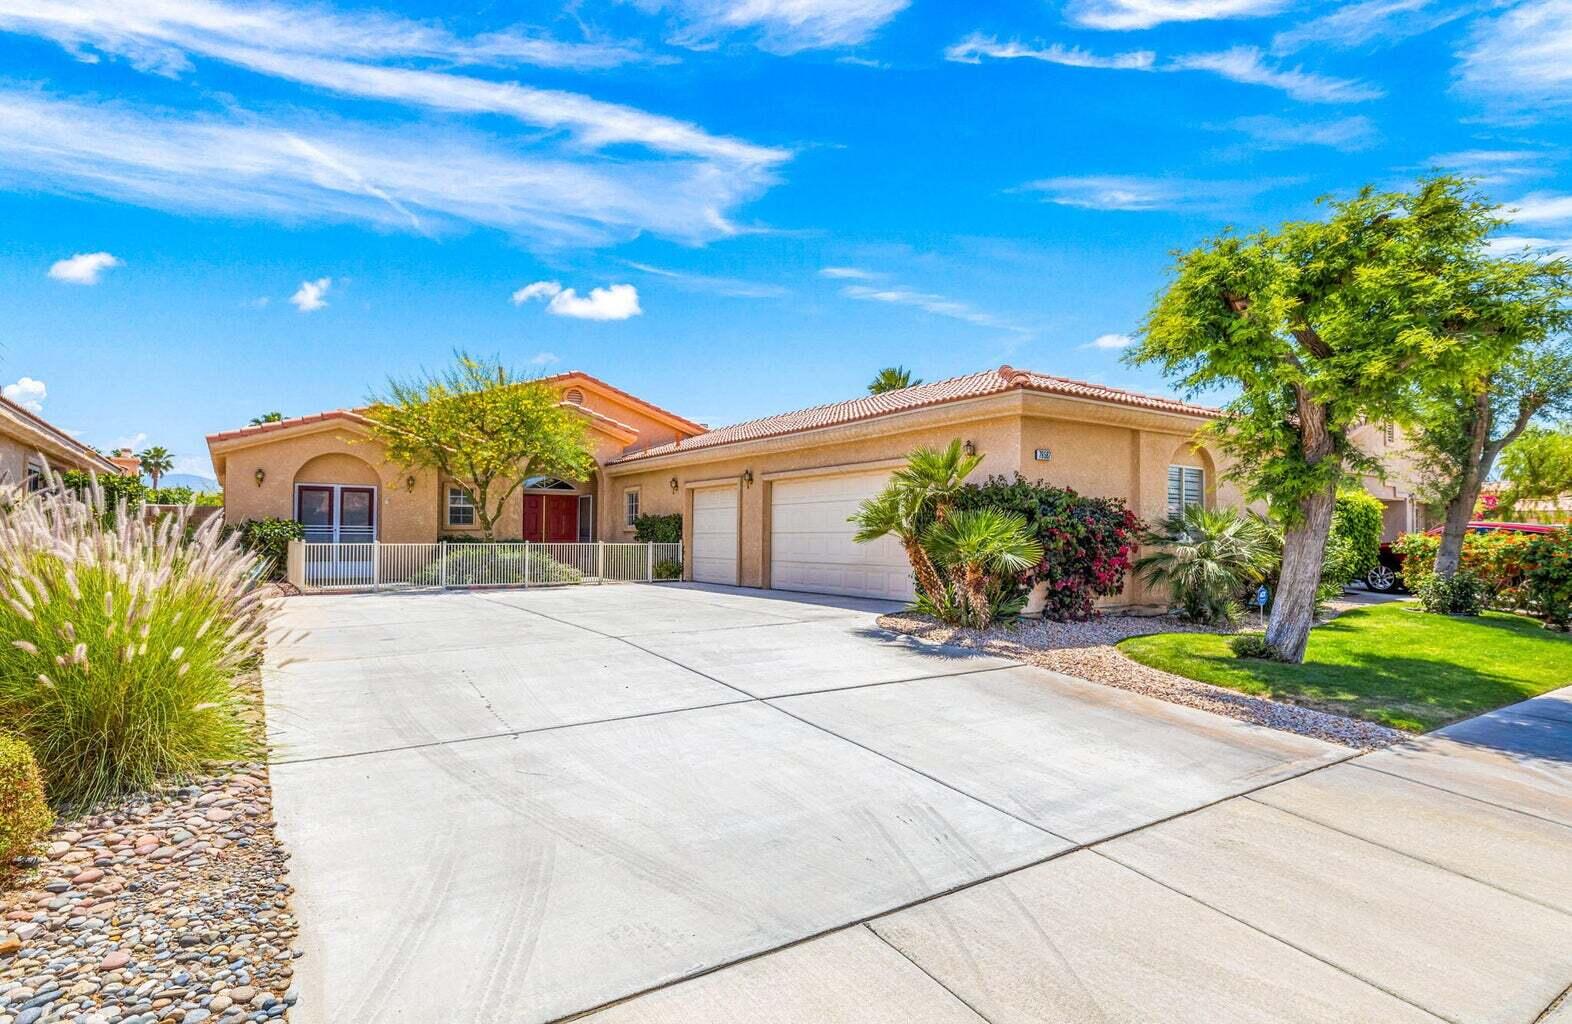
(564, 387, 585, 405)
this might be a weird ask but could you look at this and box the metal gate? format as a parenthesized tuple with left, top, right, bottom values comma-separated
(288, 541, 683, 593)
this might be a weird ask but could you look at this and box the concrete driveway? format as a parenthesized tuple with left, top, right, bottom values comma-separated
(265, 584, 1572, 1024)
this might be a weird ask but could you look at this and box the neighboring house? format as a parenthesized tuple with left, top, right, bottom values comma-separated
(0, 394, 122, 488)
(1350, 420, 1433, 541)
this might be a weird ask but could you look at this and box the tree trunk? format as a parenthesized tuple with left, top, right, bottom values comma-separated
(1435, 389, 1491, 579)
(1265, 481, 1337, 663)
(962, 564, 991, 628)
(902, 536, 948, 608)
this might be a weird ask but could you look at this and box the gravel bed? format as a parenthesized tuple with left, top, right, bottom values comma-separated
(2, 663, 300, 1024)
(879, 611, 1405, 750)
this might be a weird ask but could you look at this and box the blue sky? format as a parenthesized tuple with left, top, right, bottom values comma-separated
(1, 0, 1569, 484)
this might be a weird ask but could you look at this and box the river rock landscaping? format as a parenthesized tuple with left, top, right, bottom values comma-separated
(0, 765, 298, 1024)
(879, 604, 1405, 749)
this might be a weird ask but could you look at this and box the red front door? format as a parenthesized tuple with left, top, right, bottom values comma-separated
(524, 494, 579, 542)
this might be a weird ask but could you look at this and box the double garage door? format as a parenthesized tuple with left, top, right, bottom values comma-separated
(689, 469, 915, 600)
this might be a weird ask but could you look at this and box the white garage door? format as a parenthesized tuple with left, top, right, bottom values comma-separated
(770, 470, 915, 601)
(691, 485, 740, 585)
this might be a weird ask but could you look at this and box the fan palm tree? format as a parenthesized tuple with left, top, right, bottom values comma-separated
(892, 439, 982, 522)
(850, 487, 947, 608)
(923, 508, 1044, 627)
(137, 445, 174, 492)
(1133, 505, 1281, 624)
(868, 366, 921, 395)
(249, 411, 284, 425)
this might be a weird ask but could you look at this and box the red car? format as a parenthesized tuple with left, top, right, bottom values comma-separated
(1367, 521, 1559, 592)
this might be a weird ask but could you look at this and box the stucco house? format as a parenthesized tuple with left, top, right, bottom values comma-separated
(0, 393, 122, 487)
(205, 365, 1426, 605)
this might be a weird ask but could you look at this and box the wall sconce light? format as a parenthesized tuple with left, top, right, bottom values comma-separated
(669, 476, 679, 492)
(742, 469, 754, 487)
(963, 440, 977, 457)
(406, 475, 417, 492)
(253, 468, 266, 487)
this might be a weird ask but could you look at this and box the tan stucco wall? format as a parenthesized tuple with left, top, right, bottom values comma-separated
(0, 413, 113, 484)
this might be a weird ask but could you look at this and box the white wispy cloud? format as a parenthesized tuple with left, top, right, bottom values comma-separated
(2, 376, 46, 413)
(1083, 333, 1134, 350)
(639, 0, 909, 54)
(625, 262, 787, 298)
(1457, 0, 1572, 113)
(0, 90, 775, 246)
(0, 0, 788, 246)
(1505, 192, 1572, 225)
(1067, 0, 1287, 31)
(819, 266, 877, 279)
(48, 251, 121, 284)
(529, 351, 560, 365)
(1490, 234, 1572, 262)
(290, 277, 331, 312)
(1168, 46, 1383, 103)
(1271, 0, 1462, 55)
(1019, 174, 1286, 213)
(839, 282, 1032, 336)
(944, 34, 1155, 70)
(1427, 149, 1557, 184)
(513, 281, 643, 320)
(1224, 114, 1378, 151)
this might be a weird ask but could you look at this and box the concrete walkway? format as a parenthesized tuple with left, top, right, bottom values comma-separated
(264, 585, 1572, 1024)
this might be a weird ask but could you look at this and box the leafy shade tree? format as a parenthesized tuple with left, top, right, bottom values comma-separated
(137, 445, 173, 492)
(1498, 424, 1572, 517)
(923, 508, 1043, 628)
(1134, 506, 1280, 625)
(250, 412, 285, 425)
(1131, 178, 1522, 661)
(1410, 284, 1572, 577)
(868, 366, 922, 395)
(364, 352, 596, 540)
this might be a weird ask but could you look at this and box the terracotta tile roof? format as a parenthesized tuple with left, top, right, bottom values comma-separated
(611, 365, 1220, 464)
(0, 394, 120, 474)
(206, 409, 370, 444)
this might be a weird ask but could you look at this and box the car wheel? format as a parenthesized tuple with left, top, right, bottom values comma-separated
(1365, 565, 1397, 592)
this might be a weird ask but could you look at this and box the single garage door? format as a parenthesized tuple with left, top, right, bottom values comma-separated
(691, 485, 740, 585)
(770, 470, 915, 601)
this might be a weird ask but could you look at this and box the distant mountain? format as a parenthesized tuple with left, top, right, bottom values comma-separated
(155, 473, 220, 493)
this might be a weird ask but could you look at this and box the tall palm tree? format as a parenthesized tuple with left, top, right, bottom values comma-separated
(1133, 505, 1281, 624)
(892, 439, 982, 521)
(137, 446, 174, 492)
(923, 508, 1044, 627)
(850, 487, 947, 608)
(249, 411, 284, 425)
(868, 366, 921, 395)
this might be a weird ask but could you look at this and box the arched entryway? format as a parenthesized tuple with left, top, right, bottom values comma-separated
(293, 452, 381, 542)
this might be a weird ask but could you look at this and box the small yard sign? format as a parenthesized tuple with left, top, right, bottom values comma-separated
(1033, 448, 1052, 461)
(1253, 585, 1269, 626)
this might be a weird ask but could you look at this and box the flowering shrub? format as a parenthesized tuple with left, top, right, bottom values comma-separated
(0, 474, 272, 808)
(1391, 530, 1539, 612)
(1523, 528, 1572, 630)
(952, 474, 1141, 621)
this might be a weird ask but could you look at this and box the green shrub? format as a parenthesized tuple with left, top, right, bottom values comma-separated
(415, 542, 584, 586)
(1134, 505, 1280, 625)
(1523, 528, 1572, 630)
(1321, 490, 1385, 596)
(0, 478, 271, 809)
(1413, 569, 1486, 616)
(0, 735, 53, 871)
(61, 470, 148, 526)
(653, 558, 683, 581)
(1394, 530, 1539, 611)
(233, 517, 305, 579)
(633, 513, 682, 544)
(1228, 632, 1286, 661)
(950, 474, 1142, 621)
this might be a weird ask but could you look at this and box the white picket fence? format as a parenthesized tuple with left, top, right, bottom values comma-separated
(288, 540, 683, 592)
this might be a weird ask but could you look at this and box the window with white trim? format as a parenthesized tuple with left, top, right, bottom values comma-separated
(624, 487, 640, 528)
(1167, 466, 1204, 517)
(447, 486, 475, 526)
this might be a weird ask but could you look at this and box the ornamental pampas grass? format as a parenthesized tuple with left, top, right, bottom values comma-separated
(0, 465, 272, 808)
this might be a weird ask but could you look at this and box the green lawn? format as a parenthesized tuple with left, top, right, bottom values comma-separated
(1117, 604, 1572, 732)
